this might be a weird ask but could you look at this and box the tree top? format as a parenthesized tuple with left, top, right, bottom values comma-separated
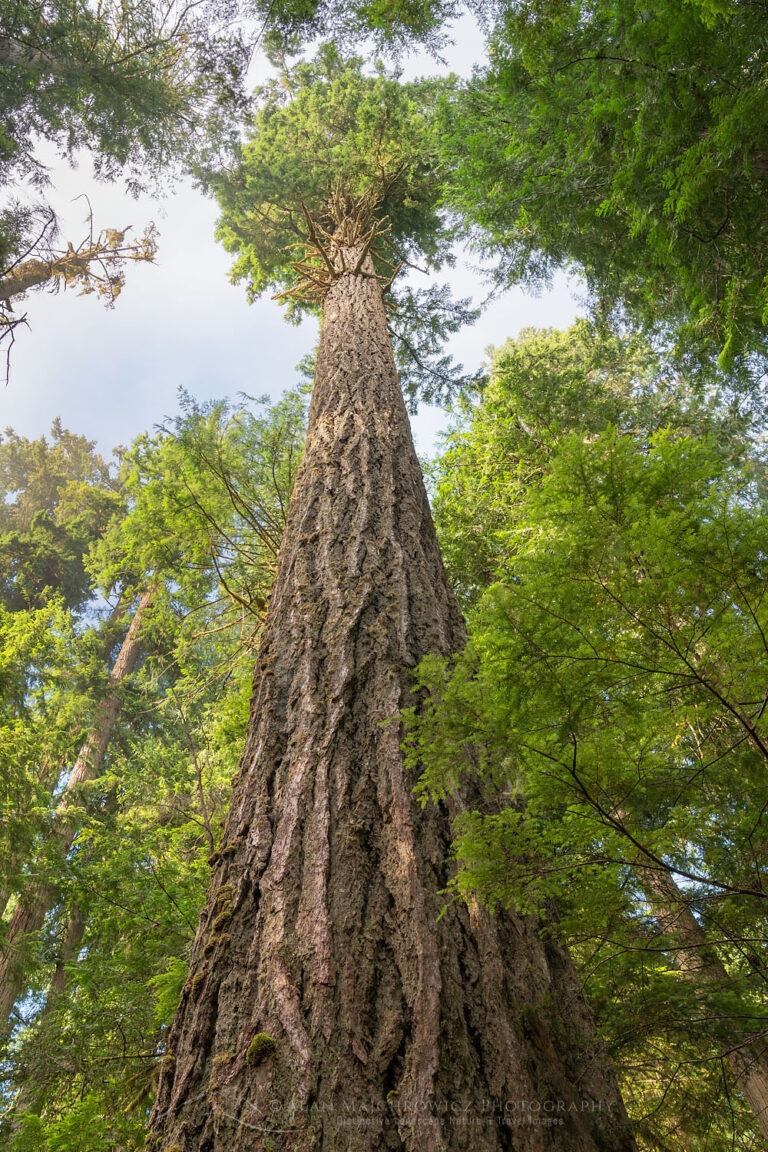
(214, 47, 451, 305)
(213, 48, 480, 407)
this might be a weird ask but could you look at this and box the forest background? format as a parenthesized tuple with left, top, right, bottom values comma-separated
(1, 0, 768, 1149)
(5, 11, 577, 459)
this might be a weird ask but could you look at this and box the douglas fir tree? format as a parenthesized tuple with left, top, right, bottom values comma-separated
(149, 50, 636, 1152)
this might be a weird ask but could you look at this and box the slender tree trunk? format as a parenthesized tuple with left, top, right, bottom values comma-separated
(149, 231, 635, 1152)
(48, 903, 86, 999)
(640, 866, 768, 1137)
(8, 905, 87, 1127)
(0, 597, 130, 925)
(0, 587, 152, 1034)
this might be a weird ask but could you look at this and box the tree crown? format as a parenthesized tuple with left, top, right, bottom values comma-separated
(213, 47, 479, 406)
(214, 46, 451, 302)
(438, 0, 768, 370)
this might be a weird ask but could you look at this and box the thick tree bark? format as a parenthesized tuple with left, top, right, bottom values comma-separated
(640, 866, 768, 1137)
(0, 587, 152, 1034)
(149, 237, 635, 1152)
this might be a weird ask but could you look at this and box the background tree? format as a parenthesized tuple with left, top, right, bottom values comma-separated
(437, 0, 768, 369)
(0, 421, 121, 612)
(0, 585, 154, 1037)
(426, 322, 749, 611)
(0, 599, 86, 919)
(407, 324, 768, 1148)
(0, 422, 125, 925)
(0, 389, 307, 1150)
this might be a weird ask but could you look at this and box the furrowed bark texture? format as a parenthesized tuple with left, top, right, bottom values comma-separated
(150, 246, 635, 1152)
(641, 867, 768, 1137)
(0, 588, 152, 1033)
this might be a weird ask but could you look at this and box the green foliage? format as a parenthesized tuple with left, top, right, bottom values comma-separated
(408, 324, 768, 1147)
(0, 599, 89, 897)
(233, 0, 460, 65)
(0, 0, 461, 273)
(12, 1092, 142, 1151)
(439, 0, 768, 367)
(148, 957, 189, 1027)
(215, 45, 450, 298)
(0, 420, 120, 612)
(0, 0, 249, 198)
(387, 283, 483, 410)
(427, 322, 751, 608)
(92, 386, 307, 641)
(0, 422, 128, 905)
(214, 46, 477, 406)
(0, 387, 306, 1148)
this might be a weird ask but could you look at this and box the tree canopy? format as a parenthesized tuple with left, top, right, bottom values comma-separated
(406, 324, 768, 1147)
(0, 0, 247, 195)
(214, 45, 481, 406)
(438, 0, 768, 368)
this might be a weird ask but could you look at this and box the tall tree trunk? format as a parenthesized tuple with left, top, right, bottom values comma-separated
(149, 232, 635, 1152)
(640, 866, 768, 1137)
(0, 587, 153, 1034)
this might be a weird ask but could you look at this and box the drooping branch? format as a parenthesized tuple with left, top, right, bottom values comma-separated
(0, 222, 158, 382)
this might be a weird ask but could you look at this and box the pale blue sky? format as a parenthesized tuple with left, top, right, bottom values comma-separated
(1, 16, 581, 461)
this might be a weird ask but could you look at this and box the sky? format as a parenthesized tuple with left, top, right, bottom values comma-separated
(1, 15, 582, 461)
